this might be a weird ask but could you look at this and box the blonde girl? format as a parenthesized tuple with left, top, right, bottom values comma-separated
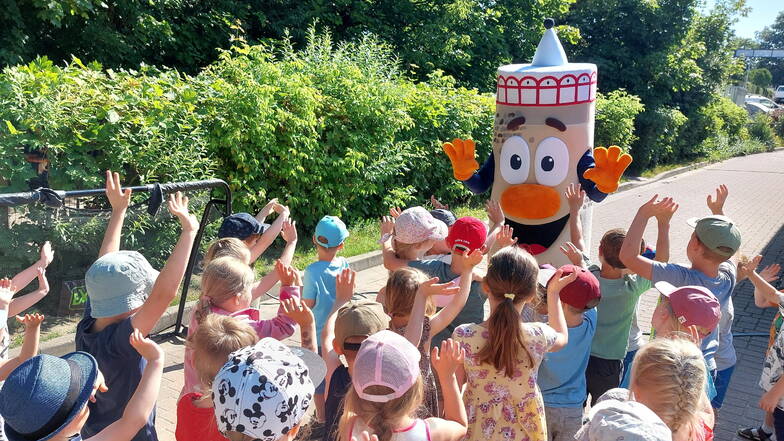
(381, 207, 448, 271)
(176, 314, 258, 441)
(383, 249, 482, 417)
(181, 257, 310, 397)
(452, 246, 571, 441)
(204, 238, 251, 265)
(339, 331, 467, 441)
(630, 337, 715, 441)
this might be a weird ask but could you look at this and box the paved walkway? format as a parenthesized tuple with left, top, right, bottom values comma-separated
(153, 150, 784, 440)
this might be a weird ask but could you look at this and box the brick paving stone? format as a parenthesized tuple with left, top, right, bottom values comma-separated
(153, 150, 784, 441)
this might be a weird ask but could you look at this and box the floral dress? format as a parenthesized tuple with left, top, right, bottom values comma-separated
(453, 322, 557, 441)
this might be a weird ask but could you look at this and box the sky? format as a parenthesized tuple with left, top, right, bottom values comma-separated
(715, 0, 782, 40)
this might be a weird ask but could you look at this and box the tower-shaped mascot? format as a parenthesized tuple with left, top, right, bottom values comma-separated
(444, 19, 632, 266)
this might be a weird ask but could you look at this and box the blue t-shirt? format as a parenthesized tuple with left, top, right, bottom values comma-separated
(651, 261, 737, 372)
(407, 259, 486, 348)
(523, 306, 597, 408)
(75, 302, 157, 441)
(303, 257, 350, 338)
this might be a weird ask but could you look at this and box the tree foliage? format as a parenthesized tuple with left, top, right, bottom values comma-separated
(758, 11, 784, 86)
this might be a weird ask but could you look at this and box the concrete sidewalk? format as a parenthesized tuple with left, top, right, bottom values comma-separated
(150, 149, 784, 440)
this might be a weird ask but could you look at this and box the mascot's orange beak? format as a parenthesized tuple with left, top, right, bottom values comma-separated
(500, 184, 561, 220)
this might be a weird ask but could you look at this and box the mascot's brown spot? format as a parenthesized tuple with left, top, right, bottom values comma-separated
(507, 116, 526, 131)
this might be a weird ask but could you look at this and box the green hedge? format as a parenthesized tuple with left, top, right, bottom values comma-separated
(595, 89, 645, 152)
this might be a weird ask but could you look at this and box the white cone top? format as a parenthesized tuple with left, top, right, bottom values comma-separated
(495, 21, 597, 107)
(532, 28, 569, 67)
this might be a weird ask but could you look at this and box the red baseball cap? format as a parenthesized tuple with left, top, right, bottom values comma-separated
(654, 281, 721, 331)
(446, 217, 487, 253)
(542, 264, 601, 310)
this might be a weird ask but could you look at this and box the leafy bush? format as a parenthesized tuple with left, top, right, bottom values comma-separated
(681, 95, 749, 159)
(629, 106, 688, 172)
(748, 113, 777, 149)
(595, 90, 645, 151)
(706, 136, 771, 161)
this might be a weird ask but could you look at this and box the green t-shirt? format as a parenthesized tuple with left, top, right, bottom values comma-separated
(588, 260, 652, 360)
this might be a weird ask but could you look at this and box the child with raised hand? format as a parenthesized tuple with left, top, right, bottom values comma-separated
(77, 171, 198, 441)
(182, 258, 302, 396)
(0, 328, 164, 441)
(322, 269, 390, 441)
(561, 184, 675, 404)
(621, 186, 741, 410)
(0, 277, 45, 379)
(381, 207, 449, 270)
(217, 198, 290, 264)
(2, 241, 54, 317)
(385, 248, 482, 417)
(177, 314, 259, 441)
(453, 247, 570, 441)
(210, 337, 326, 441)
(338, 332, 468, 441)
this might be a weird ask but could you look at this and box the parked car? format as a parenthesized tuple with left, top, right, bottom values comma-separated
(775, 85, 784, 104)
(746, 102, 773, 117)
(746, 94, 781, 110)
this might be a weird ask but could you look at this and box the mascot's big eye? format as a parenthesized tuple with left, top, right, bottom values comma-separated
(534, 137, 569, 187)
(500, 136, 530, 185)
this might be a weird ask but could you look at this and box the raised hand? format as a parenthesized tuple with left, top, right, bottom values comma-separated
(494, 224, 517, 250)
(547, 268, 578, 296)
(649, 197, 679, 225)
(39, 242, 54, 267)
(389, 207, 403, 219)
(559, 242, 582, 266)
(16, 313, 44, 329)
(430, 195, 449, 211)
(281, 220, 298, 243)
(257, 198, 279, 219)
(417, 277, 460, 298)
(105, 170, 132, 211)
(761, 263, 782, 283)
(129, 328, 164, 362)
(167, 191, 199, 232)
(272, 202, 290, 216)
(431, 338, 465, 378)
(275, 260, 303, 287)
(453, 248, 484, 268)
(335, 268, 356, 304)
(707, 184, 728, 215)
(486, 199, 504, 225)
(281, 298, 315, 327)
(565, 183, 586, 214)
(380, 216, 395, 238)
(582, 146, 632, 194)
(443, 138, 480, 181)
(36, 267, 49, 296)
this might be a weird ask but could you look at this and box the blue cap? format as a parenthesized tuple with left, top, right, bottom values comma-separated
(85, 251, 159, 318)
(314, 216, 349, 248)
(218, 213, 269, 240)
(0, 352, 98, 441)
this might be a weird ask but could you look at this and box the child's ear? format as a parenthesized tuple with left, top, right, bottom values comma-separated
(332, 338, 344, 356)
(338, 243, 345, 250)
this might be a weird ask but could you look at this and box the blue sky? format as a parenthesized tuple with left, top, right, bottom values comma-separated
(717, 0, 782, 40)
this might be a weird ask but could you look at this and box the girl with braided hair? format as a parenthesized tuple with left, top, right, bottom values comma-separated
(631, 337, 715, 441)
(452, 247, 571, 441)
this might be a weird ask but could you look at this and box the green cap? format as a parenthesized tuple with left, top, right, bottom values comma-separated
(686, 215, 741, 257)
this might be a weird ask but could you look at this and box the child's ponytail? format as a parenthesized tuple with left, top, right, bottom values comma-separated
(194, 257, 254, 324)
(478, 247, 538, 377)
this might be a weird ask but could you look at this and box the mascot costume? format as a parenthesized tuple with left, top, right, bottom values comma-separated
(443, 19, 632, 266)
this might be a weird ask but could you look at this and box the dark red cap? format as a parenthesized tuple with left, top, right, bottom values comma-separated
(446, 217, 487, 253)
(546, 264, 601, 310)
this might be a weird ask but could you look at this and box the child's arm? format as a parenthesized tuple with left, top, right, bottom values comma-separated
(99, 171, 132, 258)
(565, 183, 586, 252)
(429, 249, 483, 336)
(483, 199, 505, 250)
(132, 192, 199, 336)
(748, 268, 783, 308)
(619, 195, 674, 280)
(10, 242, 53, 294)
(545, 268, 576, 352)
(88, 330, 164, 441)
(489, 224, 516, 256)
(760, 374, 784, 413)
(248, 203, 290, 263)
(707, 184, 728, 216)
(559, 242, 584, 267)
(251, 221, 299, 300)
(651, 198, 678, 263)
(429, 339, 468, 441)
(0, 313, 44, 381)
(9, 267, 50, 317)
(282, 298, 317, 352)
(404, 277, 459, 346)
(322, 268, 355, 394)
(255, 198, 278, 223)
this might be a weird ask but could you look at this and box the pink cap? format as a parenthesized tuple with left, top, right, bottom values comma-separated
(654, 281, 721, 331)
(352, 330, 421, 403)
(394, 207, 448, 245)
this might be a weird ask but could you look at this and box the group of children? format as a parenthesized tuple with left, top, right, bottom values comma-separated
(2, 169, 784, 441)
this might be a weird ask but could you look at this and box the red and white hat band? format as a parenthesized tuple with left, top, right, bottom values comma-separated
(496, 72, 597, 107)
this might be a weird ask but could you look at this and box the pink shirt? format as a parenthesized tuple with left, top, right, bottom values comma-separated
(181, 286, 299, 397)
